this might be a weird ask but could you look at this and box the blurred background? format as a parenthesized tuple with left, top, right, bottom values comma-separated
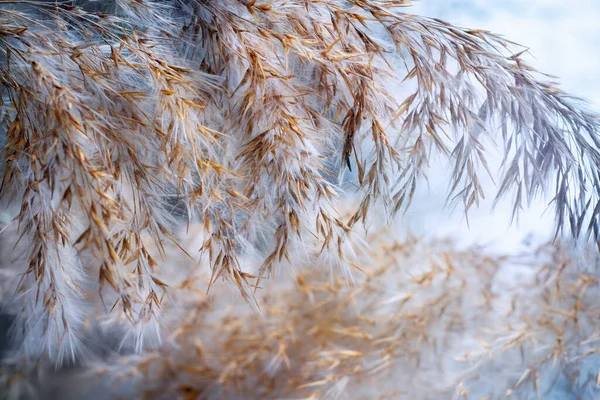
(401, 0, 600, 253)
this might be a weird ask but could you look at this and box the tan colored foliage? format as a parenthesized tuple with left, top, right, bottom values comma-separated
(0, 4, 599, 397)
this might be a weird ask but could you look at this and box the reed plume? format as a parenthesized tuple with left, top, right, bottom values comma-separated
(1, 1, 600, 398)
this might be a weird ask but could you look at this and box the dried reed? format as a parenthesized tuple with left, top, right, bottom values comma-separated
(0, 3, 599, 395)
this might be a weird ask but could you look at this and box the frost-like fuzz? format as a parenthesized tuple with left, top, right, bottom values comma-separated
(1, 0, 600, 370)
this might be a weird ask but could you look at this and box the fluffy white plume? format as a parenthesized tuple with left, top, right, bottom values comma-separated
(1, 1, 600, 398)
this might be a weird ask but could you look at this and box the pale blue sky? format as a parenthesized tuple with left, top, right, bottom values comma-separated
(412, 0, 600, 106)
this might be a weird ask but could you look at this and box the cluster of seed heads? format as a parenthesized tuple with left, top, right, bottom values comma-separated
(0, 0, 600, 374)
